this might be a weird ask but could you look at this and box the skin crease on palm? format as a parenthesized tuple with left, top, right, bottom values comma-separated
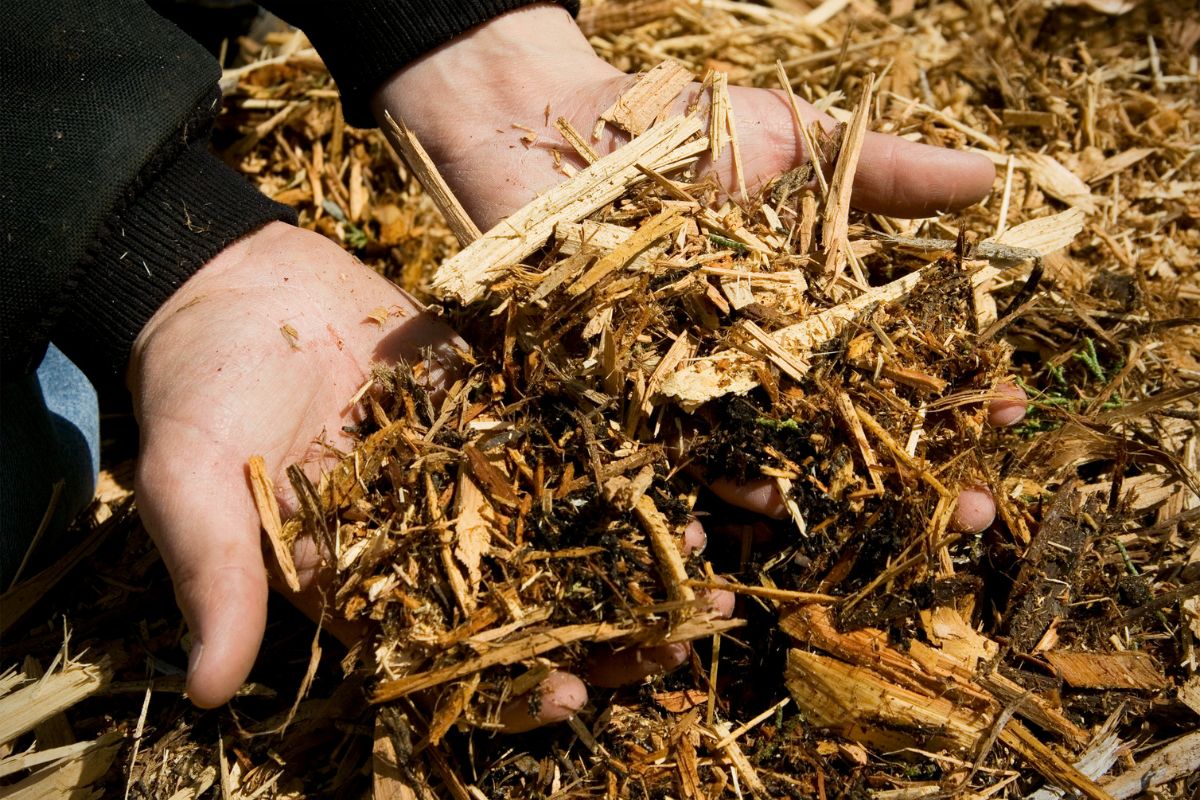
(127, 3, 1028, 730)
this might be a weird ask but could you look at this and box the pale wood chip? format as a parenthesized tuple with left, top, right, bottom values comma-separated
(248, 455, 300, 592)
(432, 116, 705, 304)
(382, 111, 482, 247)
(1043, 650, 1169, 691)
(600, 60, 694, 135)
(569, 208, 684, 296)
(821, 73, 875, 284)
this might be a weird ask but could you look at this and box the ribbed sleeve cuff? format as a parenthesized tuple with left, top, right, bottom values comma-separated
(300, 0, 579, 127)
(54, 141, 297, 380)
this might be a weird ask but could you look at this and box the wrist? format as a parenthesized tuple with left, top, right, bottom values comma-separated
(371, 4, 618, 161)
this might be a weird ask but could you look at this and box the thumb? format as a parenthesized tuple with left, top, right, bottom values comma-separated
(136, 449, 269, 708)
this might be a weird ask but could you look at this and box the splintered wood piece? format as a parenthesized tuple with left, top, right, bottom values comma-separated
(0, 730, 119, 780)
(462, 443, 519, 509)
(569, 208, 685, 296)
(600, 60, 694, 135)
(785, 649, 991, 753)
(985, 206, 1087, 255)
(529, 250, 591, 304)
(554, 116, 599, 163)
(372, 617, 742, 702)
(633, 494, 696, 604)
(0, 730, 121, 799)
(0, 658, 112, 744)
(555, 219, 670, 274)
(1083, 146, 1155, 184)
(432, 115, 705, 304)
(1020, 152, 1100, 213)
(707, 70, 730, 162)
(776, 61, 827, 199)
(642, 332, 693, 415)
(453, 469, 494, 587)
(821, 73, 875, 284)
(999, 721, 1116, 800)
(20, 657, 73, 749)
(780, 605, 994, 710)
(247, 455, 299, 592)
(1102, 731, 1200, 800)
(1043, 650, 1168, 691)
(382, 111, 481, 247)
(978, 669, 1090, 748)
(832, 392, 885, 495)
(711, 721, 770, 798)
(738, 320, 810, 383)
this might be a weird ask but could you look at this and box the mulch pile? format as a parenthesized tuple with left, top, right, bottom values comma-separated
(2, 1, 1197, 798)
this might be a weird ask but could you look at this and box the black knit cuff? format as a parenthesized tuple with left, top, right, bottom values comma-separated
(54, 141, 296, 380)
(298, 0, 579, 128)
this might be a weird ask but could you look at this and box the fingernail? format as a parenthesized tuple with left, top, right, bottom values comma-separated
(987, 382, 1028, 428)
(952, 485, 996, 533)
(681, 519, 707, 556)
(500, 671, 587, 733)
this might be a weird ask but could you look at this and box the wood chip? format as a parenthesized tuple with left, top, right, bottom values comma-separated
(1044, 650, 1169, 691)
(0, 657, 112, 744)
(432, 115, 706, 304)
(600, 60, 694, 135)
(382, 111, 482, 247)
(248, 455, 300, 592)
(821, 73, 875, 284)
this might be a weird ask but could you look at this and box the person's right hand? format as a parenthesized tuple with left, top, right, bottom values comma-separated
(128, 222, 466, 707)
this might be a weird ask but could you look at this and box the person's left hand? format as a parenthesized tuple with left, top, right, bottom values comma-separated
(372, 3, 995, 231)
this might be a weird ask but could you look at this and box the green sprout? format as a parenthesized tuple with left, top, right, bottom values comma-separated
(709, 233, 747, 252)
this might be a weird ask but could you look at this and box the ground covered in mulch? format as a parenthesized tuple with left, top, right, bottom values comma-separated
(2, 1, 1197, 798)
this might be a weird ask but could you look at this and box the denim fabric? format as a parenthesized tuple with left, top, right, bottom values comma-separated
(1, 345, 100, 587)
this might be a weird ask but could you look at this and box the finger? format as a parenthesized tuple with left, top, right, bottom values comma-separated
(136, 450, 269, 708)
(987, 381, 1028, 428)
(727, 85, 994, 218)
(952, 485, 996, 533)
(587, 643, 691, 688)
(266, 535, 364, 647)
(852, 131, 995, 217)
(499, 670, 587, 733)
(702, 575, 737, 619)
(707, 477, 789, 519)
(682, 518, 707, 557)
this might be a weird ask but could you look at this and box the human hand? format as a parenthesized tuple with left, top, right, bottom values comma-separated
(128, 221, 464, 706)
(372, 3, 995, 231)
(371, 4, 1025, 529)
(128, 222, 732, 725)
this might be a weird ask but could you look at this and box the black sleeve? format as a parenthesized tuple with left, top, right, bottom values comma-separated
(259, 0, 580, 128)
(0, 0, 295, 380)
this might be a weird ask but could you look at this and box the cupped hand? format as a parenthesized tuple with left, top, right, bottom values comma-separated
(128, 222, 732, 723)
(373, 4, 995, 231)
(129, 222, 464, 707)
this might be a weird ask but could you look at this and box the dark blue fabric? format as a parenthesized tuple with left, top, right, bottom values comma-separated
(1, 346, 100, 588)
